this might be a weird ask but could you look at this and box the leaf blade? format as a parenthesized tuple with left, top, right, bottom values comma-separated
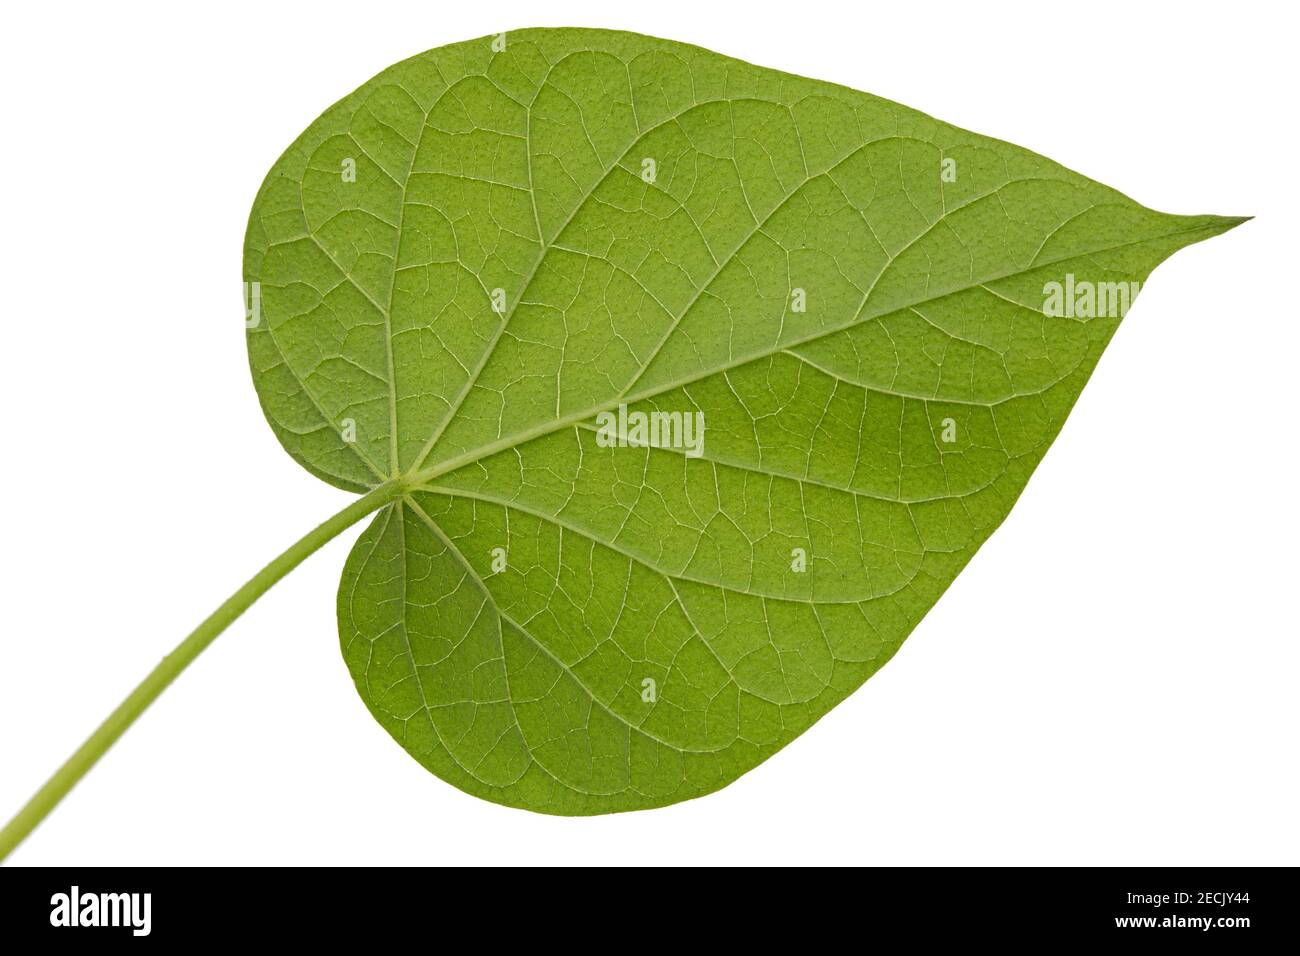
(249, 28, 1243, 812)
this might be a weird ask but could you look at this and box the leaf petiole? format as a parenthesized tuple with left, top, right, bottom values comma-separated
(0, 479, 405, 861)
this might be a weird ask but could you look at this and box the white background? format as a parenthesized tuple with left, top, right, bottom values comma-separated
(1, 1, 1295, 866)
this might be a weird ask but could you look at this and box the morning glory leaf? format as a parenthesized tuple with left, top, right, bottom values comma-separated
(243, 27, 1243, 813)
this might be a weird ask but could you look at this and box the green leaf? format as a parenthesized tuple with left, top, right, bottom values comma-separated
(243, 27, 1243, 813)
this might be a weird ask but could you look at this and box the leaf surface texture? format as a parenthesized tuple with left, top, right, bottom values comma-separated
(244, 27, 1240, 812)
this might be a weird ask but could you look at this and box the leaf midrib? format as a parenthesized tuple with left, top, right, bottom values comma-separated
(400, 222, 1211, 490)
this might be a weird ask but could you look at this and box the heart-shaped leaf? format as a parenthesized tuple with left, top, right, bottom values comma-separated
(243, 27, 1242, 812)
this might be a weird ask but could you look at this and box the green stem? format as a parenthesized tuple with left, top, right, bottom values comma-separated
(0, 480, 404, 862)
